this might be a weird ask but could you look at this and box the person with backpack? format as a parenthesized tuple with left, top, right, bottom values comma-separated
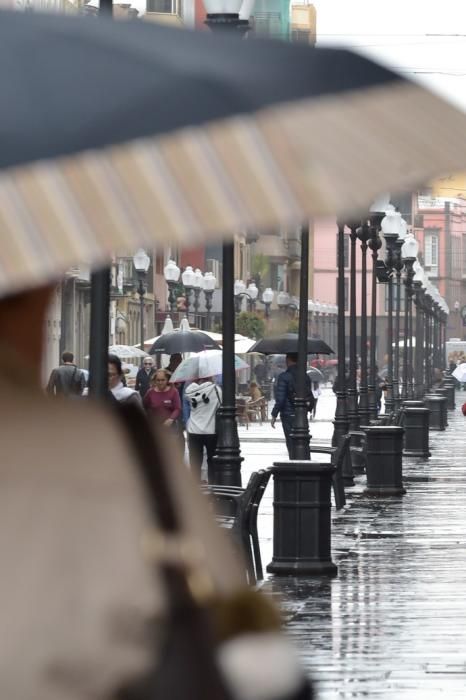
(270, 353, 314, 458)
(46, 350, 86, 397)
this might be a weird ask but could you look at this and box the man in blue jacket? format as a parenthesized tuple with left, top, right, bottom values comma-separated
(271, 353, 314, 457)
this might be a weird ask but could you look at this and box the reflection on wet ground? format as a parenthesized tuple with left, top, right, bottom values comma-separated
(261, 393, 466, 698)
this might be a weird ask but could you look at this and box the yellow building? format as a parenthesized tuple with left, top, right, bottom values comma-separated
(290, 2, 317, 45)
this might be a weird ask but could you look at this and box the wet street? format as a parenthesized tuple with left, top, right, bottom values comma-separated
(240, 390, 466, 698)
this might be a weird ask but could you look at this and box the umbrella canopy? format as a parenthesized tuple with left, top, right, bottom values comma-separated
(234, 336, 256, 354)
(1, 12, 466, 297)
(452, 363, 466, 383)
(148, 330, 221, 355)
(307, 367, 325, 382)
(170, 350, 248, 384)
(108, 344, 148, 359)
(249, 334, 333, 355)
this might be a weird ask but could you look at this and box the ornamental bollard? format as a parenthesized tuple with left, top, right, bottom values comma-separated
(434, 387, 449, 427)
(442, 377, 456, 410)
(360, 425, 406, 496)
(266, 461, 337, 577)
(424, 394, 447, 431)
(402, 401, 431, 459)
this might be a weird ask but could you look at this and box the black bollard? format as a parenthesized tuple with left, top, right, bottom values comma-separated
(360, 425, 406, 496)
(402, 403, 431, 459)
(266, 461, 338, 576)
(424, 394, 447, 431)
(434, 388, 449, 427)
(442, 378, 456, 410)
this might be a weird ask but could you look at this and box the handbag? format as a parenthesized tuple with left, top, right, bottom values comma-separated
(113, 403, 313, 700)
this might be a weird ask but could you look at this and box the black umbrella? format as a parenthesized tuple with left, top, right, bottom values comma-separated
(148, 330, 221, 355)
(249, 334, 334, 355)
(308, 367, 325, 382)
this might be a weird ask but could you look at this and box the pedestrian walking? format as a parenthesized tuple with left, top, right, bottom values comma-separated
(270, 353, 314, 457)
(143, 369, 181, 433)
(108, 354, 142, 407)
(46, 350, 86, 397)
(135, 355, 155, 398)
(185, 377, 222, 482)
(311, 380, 321, 418)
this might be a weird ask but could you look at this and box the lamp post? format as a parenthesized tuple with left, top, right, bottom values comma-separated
(392, 218, 407, 411)
(367, 201, 384, 420)
(290, 223, 311, 461)
(181, 265, 196, 317)
(133, 248, 151, 356)
(401, 233, 418, 399)
(357, 222, 371, 424)
(164, 259, 181, 314)
(193, 268, 204, 322)
(347, 222, 360, 431)
(381, 206, 402, 416)
(204, 0, 252, 486)
(333, 222, 352, 484)
(261, 287, 274, 318)
(203, 271, 216, 329)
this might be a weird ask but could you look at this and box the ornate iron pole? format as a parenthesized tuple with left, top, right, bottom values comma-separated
(392, 239, 404, 411)
(357, 222, 371, 424)
(367, 214, 383, 420)
(291, 223, 311, 460)
(333, 223, 353, 485)
(347, 223, 360, 431)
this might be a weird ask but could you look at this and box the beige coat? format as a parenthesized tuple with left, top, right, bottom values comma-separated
(0, 381, 243, 699)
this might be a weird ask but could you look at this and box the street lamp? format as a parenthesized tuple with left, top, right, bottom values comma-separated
(347, 222, 360, 432)
(203, 271, 217, 329)
(261, 287, 274, 318)
(357, 222, 371, 424)
(193, 268, 205, 319)
(164, 259, 180, 313)
(392, 218, 407, 411)
(204, 0, 253, 486)
(181, 265, 196, 316)
(367, 196, 387, 419)
(246, 281, 259, 311)
(401, 233, 418, 399)
(380, 206, 402, 415)
(133, 248, 151, 356)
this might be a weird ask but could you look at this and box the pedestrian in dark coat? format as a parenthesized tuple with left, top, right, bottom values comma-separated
(135, 356, 155, 398)
(270, 353, 314, 458)
(46, 350, 86, 397)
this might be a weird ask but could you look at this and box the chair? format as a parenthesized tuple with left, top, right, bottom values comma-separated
(235, 397, 249, 429)
(309, 433, 355, 510)
(246, 397, 267, 424)
(202, 469, 272, 584)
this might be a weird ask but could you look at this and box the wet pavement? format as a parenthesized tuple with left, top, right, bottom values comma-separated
(240, 390, 466, 699)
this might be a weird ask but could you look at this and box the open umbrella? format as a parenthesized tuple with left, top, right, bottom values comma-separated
(171, 350, 248, 383)
(105, 344, 149, 359)
(148, 330, 221, 355)
(1, 11, 466, 297)
(307, 367, 325, 382)
(249, 334, 333, 355)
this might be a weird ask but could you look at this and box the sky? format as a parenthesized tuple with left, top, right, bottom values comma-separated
(311, 0, 466, 112)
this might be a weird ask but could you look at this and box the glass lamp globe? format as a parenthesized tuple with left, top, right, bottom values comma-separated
(182, 265, 196, 287)
(401, 233, 419, 260)
(308, 299, 316, 313)
(133, 248, 151, 273)
(398, 218, 408, 240)
(247, 282, 259, 300)
(381, 205, 402, 237)
(262, 287, 274, 304)
(164, 259, 180, 282)
(193, 268, 204, 289)
(234, 279, 246, 296)
(370, 192, 391, 213)
(203, 271, 216, 291)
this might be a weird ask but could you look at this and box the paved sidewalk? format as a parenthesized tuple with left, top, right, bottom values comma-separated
(239, 391, 466, 699)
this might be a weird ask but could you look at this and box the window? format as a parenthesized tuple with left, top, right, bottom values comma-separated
(336, 233, 349, 268)
(424, 231, 439, 268)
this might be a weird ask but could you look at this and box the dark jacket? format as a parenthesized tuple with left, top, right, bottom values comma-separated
(46, 364, 86, 396)
(135, 367, 155, 398)
(271, 365, 314, 418)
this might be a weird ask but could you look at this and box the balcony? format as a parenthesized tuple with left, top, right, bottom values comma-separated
(145, 0, 183, 25)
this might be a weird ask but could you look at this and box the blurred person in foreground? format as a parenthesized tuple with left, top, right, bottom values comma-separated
(0, 285, 248, 700)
